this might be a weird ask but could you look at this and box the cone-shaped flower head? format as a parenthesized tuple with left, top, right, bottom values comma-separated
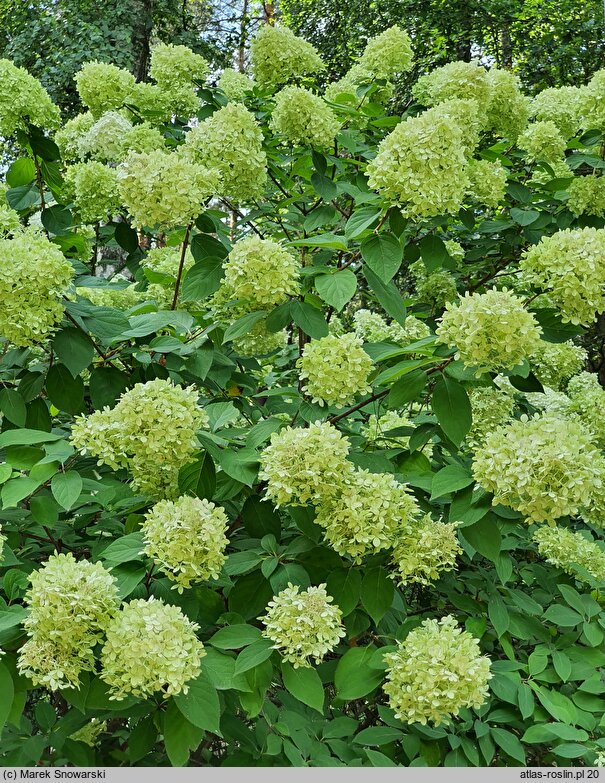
(251, 25, 324, 90)
(298, 333, 374, 407)
(0, 59, 60, 135)
(75, 61, 136, 117)
(533, 525, 605, 584)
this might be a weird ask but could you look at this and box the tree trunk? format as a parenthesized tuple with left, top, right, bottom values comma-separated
(132, 0, 153, 81)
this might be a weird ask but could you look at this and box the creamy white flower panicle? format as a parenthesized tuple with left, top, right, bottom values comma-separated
(529, 340, 587, 390)
(409, 262, 458, 311)
(298, 333, 374, 407)
(391, 516, 461, 586)
(357, 25, 413, 80)
(532, 85, 583, 139)
(270, 86, 340, 149)
(567, 372, 605, 448)
(568, 176, 605, 218)
(54, 111, 95, 162)
(222, 236, 299, 309)
(472, 413, 604, 524)
(149, 43, 208, 90)
(63, 161, 121, 224)
(251, 25, 324, 90)
(413, 61, 491, 112)
(100, 597, 205, 700)
(518, 120, 567, 164)
(533, 525, 605, 584)
(75, 61, 136, 117)
(0, 204, 22, 237)
(353, 309, 430, 344)
(485, 68, 529, 141)
(466, 159, 508, 208)
(260, 583, 345, 667)
(466, 385, 515, 450)
(218, 68, 255, 101)
(77, 110, 132, 161)
(0, 58, 60, 135)
(383, 616, 492, 725)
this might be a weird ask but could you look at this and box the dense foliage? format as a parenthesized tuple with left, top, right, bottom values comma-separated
(2, 24, 605, 769)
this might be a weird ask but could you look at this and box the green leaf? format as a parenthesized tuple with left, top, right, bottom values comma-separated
(418, 235, 451, 272)
(50, 470, 82, 511)
(178, 452, 216, 501)
(89, 367, 129, 409)
(223, 311, 267, 343)
(490, 727, 526, 763)
(363, 266, 407, 327)
(163, 700, 204, 766)
(52, 328, 94, 377)
(174, 670, 221, 735)
(488, 593, 510, 637)
(45, 363, 84, 414)
(365, 749, 397, 766)
(41, 204, 72, 235)
(6, 158, 35, 187)
(522, 723, 588, 743)
(181, 257, 225, 301)
(344, 206, 381, 239)
(281, 662, 325, 713)
(432, 376, 472, 447)
(361, 567, 393, 624)
(430, 464, 473, 500)
(335, 647, 383, 700)
(190, 233, 229, 260)
(234, 639, 274, 676)
(315, 270, 357, 311)
(209, 624, 262, 650)
(510, 207, 540, 226)
(289, 233, 348, 251)
(291, 300, 329, 339)
(532, 308, 584, 343)
(460, 515, 502, 562)
(0, 605, 27, 633)
(353, 726, 403, 746)
(0, 662, 14, 735)
(326, 568, 361, 616)
(114, 223, 139, 253)
(552, 650, 572, 683)
(99, 533, 144, 564)
(361, 233, 403, 282)
(387, 369, 427, 409)
(0, 389, 26, 426)
(543, 604, 583, 627)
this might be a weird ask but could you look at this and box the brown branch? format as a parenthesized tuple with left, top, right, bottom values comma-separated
(171, 223, 192, 310)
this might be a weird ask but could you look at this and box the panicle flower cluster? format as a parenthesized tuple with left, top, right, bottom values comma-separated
(18, 553, 119, 690)
(0, 59, 60, 135)
(70, 379, 208, 498)
(142, 495, 229, 591)
(472, 413, 604, 523)
(0, 204, 22, 236)
(529, 340, 587, 390)
(218, 68, 255, 100)
(413, 61, 491, 112)
(78, 111, 132, 161)
(118, 149, 219, 228)
(63, 161, 120, 224)
(518, 121, 567, 163)
(297, 332, 374, 406)
(532, 86, 583, 139)
(445, 239, 465, 262)
(123, 123, 166, 155)
(183, 104, 267, 202)
(580, 70, 605, 131)
(54, 112, 95, 162)
(567, 176, 605, 218)
(70, 719, 107, 747)
(259, 421, 353, 506)
(123, 81, 172, 121)
(466, 159, 508, 208)
(391, 516, 461, 586)
(75, 62, 136, 117)
(270, 86, 340, 149)
(100, 597, 205, 700)
(533, 525, 605, 584)
(149, 43, 208, 90)
(383, 616, 492, 725)
(233, 321, 288, 357)
(366, 104, 470, 218)
(409, 262, 458, 311)
(314, 469, 420, 560)
(466, 385, 515, 450)
(362, 410, 413, 448)
(353, 309, 427, 344)
(520, 227, 605, 325)
(567, 372, 605, 448)
(251, 25, 324, 90)
(357, 25, 413, 80)
(260, 583, 345, 667)
(436, 288, 542, 373)
(0, 228, 74, 346)
(485, 68, 529, 142)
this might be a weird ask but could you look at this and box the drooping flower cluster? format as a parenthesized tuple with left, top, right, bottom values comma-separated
(149, 43, 208, 90)
(520, 227, 605, 325)
(141, 495, 229, 591)
(567, 372, 605, 448)
(75, 61, 136, 117)
(567, 176, 605, 218)
(63, 161, 121, 224)
(260, 583, 345, 667)
(532, 85, 583, 139)
(218, 68, 255, 101)
(314, 469, 420, 560)
(259, 421, 353, 507)
(298, 333, 374, 406)
(529, 340, 587, 390)
(183, 103, 267, 202)
(100, 597, 205, 700)
(533, 525, 605, 583)
(436, 288, 542, 373)
(357, 25, 413, 80)
(413, 61, 491, 112)
(118, 150, 219, 228)
(466, 385, 515, 450)
(18, 553, 119, 690)
(250, 25, 324, 90)
(270, 86, 340, 149)
(0, 228, 74, 346)
(383, 616, 492, 725)
(485, 68, 529, 142)
(472, 413, 604, 523)
(518, 120, 567, 163)
(362, 410, 413, 448)
(0, 59, 61, 135)
(466, 159, 508, 208)
(366, 103, 470, 218)
(391, 516, 461, 586)
(353, 309, 430, 345)
(70, 379, 208, 498)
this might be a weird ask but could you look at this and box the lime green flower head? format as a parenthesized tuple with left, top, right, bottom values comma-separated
(567, 371, 605, 448)
(392, 515, 462, 586)
(251, 25, 324, 91)
(472, 413, 604, 524)
(0, 58, 60, 136)
(568, 176, 605, 218)
(518, 120, 566, 164)
(259, 421, 353, 507)
(580, 70, 605, 131)
(70, 719, 107, 747)
(383, 615, 492, 725)
(436, 288, 542, 373)
(466, 158, 508, 208)
(529, 340, 587, 390)
(142, 495, 229, 591)
(520, 227, 605, 325)
(78, 111, 132, 161)
(485, 68, 529, 142)
(358, 25, 413, 80)
(55, 111, 95, 162)
(77, 275, 142, 310)
(100, 597, 205, 700)
(261, 583, 345, 667)
(409, 263, 458, 311)
(532, 85, 583, 139)
(315, 469, 420, 560)
(534, 525, 605, 584)
(182, 103, 267, 203)
(271, 86, 340, 149)
(233, 320, 288, 357)
(75, 61, 136, 118)
(150, 43, 208, 90)
(0, 228, 74, 347)
(353, 309, 430, 345)
(466, 385, 514, 450)
(218, 68, 255, 101)
(0, 204, 22, 237)
(118, 149, 220, 229)
(413, 61, 491, 112)
(63, 162, 121, 225)
(298, 332, 374, 407)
